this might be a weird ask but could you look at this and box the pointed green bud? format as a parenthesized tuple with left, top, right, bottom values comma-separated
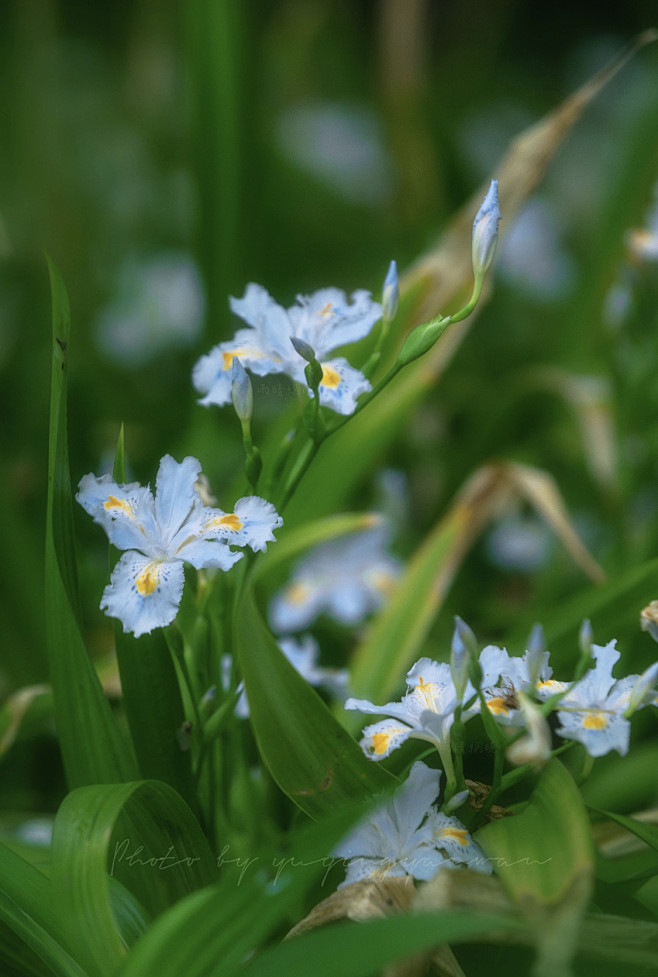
(472, 179, 501, 283)
(231, 357, 253, 421)
(382, 259, 399, 322)
(291, 336, 324, 391)
(395, 315, 451, 367)
(290, 335, 316, 363)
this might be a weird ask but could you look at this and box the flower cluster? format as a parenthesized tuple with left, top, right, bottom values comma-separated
(333, 761, 490, 887)
(192, 283, 382, 415)
(346, 629, 658, 761)
(77, 455, 282, 637)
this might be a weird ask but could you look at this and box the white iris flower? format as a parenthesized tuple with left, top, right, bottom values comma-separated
(553, 641, 636, 757)
(193, 283, 381, 415)
(345, 658, 477, 761)
(334, 761, 488, 887)
(77, 454, 282, 637)
(270, 522, 401, 633)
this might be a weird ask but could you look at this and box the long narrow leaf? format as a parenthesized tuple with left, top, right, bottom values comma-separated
(236, 587, 393, 819)
(45, 256, 137, 788)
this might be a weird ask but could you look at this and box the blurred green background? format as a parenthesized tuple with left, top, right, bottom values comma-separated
(2, 0, 658, 811)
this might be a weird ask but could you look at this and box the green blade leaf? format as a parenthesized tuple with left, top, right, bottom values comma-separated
(114, 628, 196, 812)
(0, 843, 88, 977)
(477, 759, 594, 977)
(478, 760, 594, 905)
(118, 799, 386, 977)
(51, 780, 216, 977)
(236, 587, 393, 819)
(237, 912, 522, 977)
(589, 808, 658, 853)
(45, 255, 137, 788)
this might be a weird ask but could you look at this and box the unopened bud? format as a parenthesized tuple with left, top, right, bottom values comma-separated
(506, 692, 552, 769)
(579, 619, 594, 658)
(525, 623, 547, 690)
(382, 260, 399, 322)
(450, 625, 468, 702)
(625, 661, 658, 717)
(290, 335, 316, 363)
(640, 600, 658, 644)
(231, 357, 253, 421)
(444, 789, 469, 814)
(472, 179, 501, 282)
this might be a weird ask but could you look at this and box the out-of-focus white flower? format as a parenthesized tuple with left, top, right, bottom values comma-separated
(96, 252, 205, 365)
(269, 522, 401, 633)
(333, 762, 445, 887)
(193, 283, 381, 416)
(77, 455, 282, 636)
(425, 809, 492, 874)
(275, 101, 393, 205)
(497, 199, 574, 299)
(334, 762, 489, 888)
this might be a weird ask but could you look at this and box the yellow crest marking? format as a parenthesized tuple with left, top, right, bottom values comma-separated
(439, 827, 469, 846)
(372, 732, 390, 754)
(320, 365, 341, 388)
(583, 712, 607, 730)
(486, 697, 510, 716)
(136, 562, 160, 596)
(104, 495, 134, 517)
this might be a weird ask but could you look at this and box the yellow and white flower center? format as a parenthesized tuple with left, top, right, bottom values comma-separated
(320, 365, 341, 388)
(582, 711, 608, 730)
(486, 697, 510, 717)
(415, 676, 439, 711)
(136, 561, 161, 597)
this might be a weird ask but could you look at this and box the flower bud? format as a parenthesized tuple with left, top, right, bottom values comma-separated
(290, 335, 316, 363)
(579, 619, 594, 658)
(472, 179, 501, 282)
(382, 260, 399, 322)
(231, 357, 253, 421)
(640, 600, 658, 643)
(506, 692, 552, 769)
(450, 624, 468, 703)
(525, 623, 546, 690)
(625, 661, 658, 717)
